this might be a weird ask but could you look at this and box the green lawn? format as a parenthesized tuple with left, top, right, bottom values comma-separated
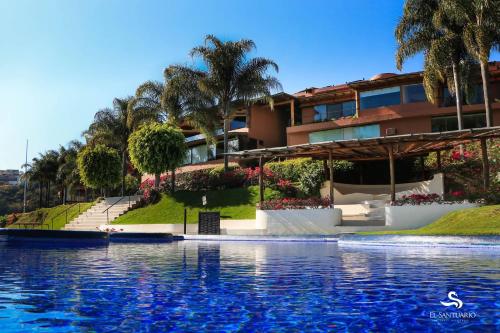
(9, 202, 94, 230)
(113, 186, 273, 225)
(360, 205, 500, 236)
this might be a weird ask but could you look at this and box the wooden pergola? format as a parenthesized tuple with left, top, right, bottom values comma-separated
(227, 127, 500, 205)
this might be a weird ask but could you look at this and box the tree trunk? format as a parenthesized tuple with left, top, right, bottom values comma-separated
(46, 181, 50, 207)
(480, 60, 492, 127)
(223, 114, 230, 172)
(121, 150, 126, 196)
(154, 173, 160, 189)
(452, 61, 464, 157)
(39, 182, 43, 208)
(452, 61, 464, 131)
(171, 168, 176, 193)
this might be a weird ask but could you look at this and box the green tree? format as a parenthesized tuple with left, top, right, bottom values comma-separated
(84, 97, 158, 196)
(128, 123, 188, 190)
(23, 151, 59, 208)
(175, 35, 282, 171)
(396, 0, 476, 131)
(56, 140, 83, 204)
(77, 144, 121, 192)
(133, 67, 218, 138)
(443, 0, 500, 127)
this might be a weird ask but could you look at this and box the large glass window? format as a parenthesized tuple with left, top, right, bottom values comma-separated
(309, 124, 380, 143)
(402, 84, 427, 103)
(360, 87, 400, 110)
(431, 113, 486, 132)
(442, 85, 484, 107)
(313, 100, 356, 122)
(313, 105, 327, 122)
(230, 116, 246, 130)
(183, 144, 217, 165)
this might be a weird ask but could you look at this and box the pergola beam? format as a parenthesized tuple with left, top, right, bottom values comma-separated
(388, 145, 396, 202)
(328, 150, 334, 207)
(480, 138, 490, 190)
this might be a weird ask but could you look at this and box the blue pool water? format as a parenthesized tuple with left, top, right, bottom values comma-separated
(0, 237, 498, 332)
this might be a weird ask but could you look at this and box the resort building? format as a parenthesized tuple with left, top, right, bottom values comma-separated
(178, 93, 293, 171)
(179, 61, 500, 171)
(286, 61, 500, 145)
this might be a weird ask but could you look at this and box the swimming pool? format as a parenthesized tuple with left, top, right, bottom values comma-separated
(0, 238, 498, 332)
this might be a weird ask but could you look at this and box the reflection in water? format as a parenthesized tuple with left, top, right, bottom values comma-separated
(0, 237, 498, 332)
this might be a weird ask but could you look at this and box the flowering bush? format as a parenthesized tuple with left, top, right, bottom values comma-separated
(258, 197, 331, 210)
(6, 213, 18, 225)
(276, 179, 297, 197)
(391, 193, 453, 206)
(451, 150, 474, 161)
(243, 167, 276, 186)
(424, 139, 500, 203)
(139, 179, 161, 204)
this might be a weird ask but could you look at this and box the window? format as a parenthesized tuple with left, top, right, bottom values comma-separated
(230, 117, 246, 130)
(360, 87, 400, 110)
(183, 144, 217, 165)
(313, 100, 356, 122)
(431, 113, 486, 132)
(309, 124, 380, 143)
(402, 84, 427, 103)
(313, 105, 327, 122)
(442, 85, 484, 107)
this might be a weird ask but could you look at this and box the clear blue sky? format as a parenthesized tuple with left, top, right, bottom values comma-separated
(0, 0, 498, 169)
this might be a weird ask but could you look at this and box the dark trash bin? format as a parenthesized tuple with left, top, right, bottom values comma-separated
(198, 212, 220, 235)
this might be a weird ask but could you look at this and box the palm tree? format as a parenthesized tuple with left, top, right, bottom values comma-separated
(443, 0, 500, 127)
(396, 0, 476, 131)
(57, 140, 83, 204)
(84, 97, 157, 196)
(177, 35, 282, 171)
(132, 66, 218, 191)
(24, 151, 59, 207)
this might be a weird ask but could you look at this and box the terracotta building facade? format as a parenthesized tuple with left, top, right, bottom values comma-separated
(181, 61, 500, 168)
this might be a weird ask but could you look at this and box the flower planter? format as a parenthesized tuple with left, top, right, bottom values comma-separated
(385, 202, 478, 230)
(256, 208, 342, 235)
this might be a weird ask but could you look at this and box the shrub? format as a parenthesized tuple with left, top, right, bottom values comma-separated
(391, 193, 472, 206)
(276, 179, 297, 197)
(125, 174, 140, 194)
(258, 197, 331, 210)
(6, 213, 18, 225)
(0, 215, 6, 227)
(77, 144, 121, 189)
(298, 162, 325, 196)
(128, 123, 188, 187)
(267, 158, 312, 182)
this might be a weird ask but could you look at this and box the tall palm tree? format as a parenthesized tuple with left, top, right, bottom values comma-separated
(132, 66, 218, 190)
(57, 140, 83, 204)
(396, 0, 476, 131)
(176, 35, 282, 171)
(84, 97, 157, 196)
(24, 151, 59, 207)
(443, 0, 500, 127)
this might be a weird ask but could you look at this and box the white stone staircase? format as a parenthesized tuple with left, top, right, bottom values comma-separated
(64, 196, 142, 231)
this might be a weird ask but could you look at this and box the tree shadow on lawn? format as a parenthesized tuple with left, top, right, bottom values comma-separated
(171, 187, 258, 209)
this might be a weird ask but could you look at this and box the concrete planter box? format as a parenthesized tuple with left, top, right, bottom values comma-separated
(256, 208, 342, 235)
(385, 202, 478, 230)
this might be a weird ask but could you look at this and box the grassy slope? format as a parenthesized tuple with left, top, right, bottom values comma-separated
(113, 186, 273, 225)
(361, 205, 500, 236)
(9, 202, 94, 230)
